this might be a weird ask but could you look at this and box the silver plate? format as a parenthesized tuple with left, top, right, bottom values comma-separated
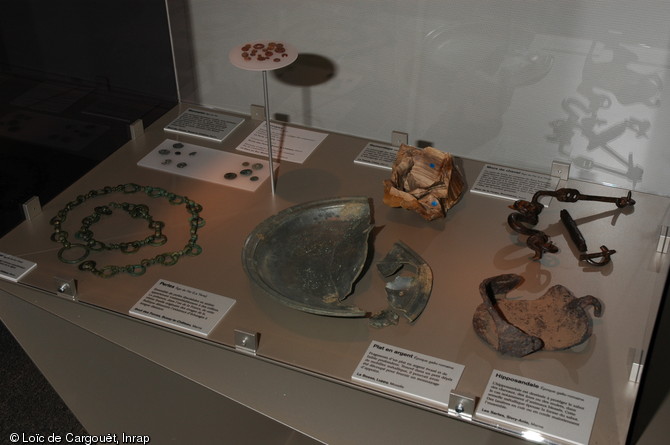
(242, 197, 373, 317)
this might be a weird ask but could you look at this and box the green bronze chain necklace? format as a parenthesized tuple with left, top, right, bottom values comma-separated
(49, 183, 204, 278)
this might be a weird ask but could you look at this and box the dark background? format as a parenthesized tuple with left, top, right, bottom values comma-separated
(0, 0, 178, 235)
(0, 0, 177, 435)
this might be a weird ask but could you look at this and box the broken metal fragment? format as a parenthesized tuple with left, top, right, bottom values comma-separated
(369, 309, 400, 328)
(375, 241, 433, 324)
(560, 209, 616, 266)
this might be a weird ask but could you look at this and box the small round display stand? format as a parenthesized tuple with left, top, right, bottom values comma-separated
(229, 41, 299, 195)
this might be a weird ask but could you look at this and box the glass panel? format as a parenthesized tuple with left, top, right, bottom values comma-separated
(0, 0, 178, 235)
(168, 0, 670, 197)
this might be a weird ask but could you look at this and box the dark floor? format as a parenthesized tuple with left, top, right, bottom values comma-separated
(0, 322, 88, 438)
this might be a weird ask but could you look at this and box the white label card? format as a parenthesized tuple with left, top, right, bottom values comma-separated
(352, 341, 464, 409)
(476, 370, 599, 445)
(0, 252, 37, 282)
(353, 142, 399, 169)
(164, 108, 244, 142)
(236, 121, 327, 164)
(129, 280, 235, 336)
(471, 164, 560, 202)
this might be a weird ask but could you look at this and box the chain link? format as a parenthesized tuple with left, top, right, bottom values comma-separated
(50, 183, 204, 278)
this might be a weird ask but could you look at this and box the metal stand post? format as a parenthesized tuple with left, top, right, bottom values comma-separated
(262, 70, 276, 195)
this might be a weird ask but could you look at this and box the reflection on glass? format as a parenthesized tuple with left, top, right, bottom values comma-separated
(170, 0, 670, 196)
(420, 23, 554, 153)
(521, 430, 545, 443)
(548, 41, 662, 189)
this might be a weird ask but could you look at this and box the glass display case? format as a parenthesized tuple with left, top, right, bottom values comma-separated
(2, 1, 670, 444)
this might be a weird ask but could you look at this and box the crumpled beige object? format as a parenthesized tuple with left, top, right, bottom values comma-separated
(383, 144, 464, 221)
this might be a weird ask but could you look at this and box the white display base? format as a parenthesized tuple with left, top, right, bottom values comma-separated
(138, 139, 276, 191)
(228, 41, 298, 71)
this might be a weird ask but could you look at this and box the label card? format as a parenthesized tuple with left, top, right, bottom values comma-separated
(352, 341, 465, 409)
(0, 252, 37, 282)
(130, 280, 235, 336)
(236, 121, 327, 164)
(476, 370, 599, 445)
(353, 142, 399, 169)
(471, 164, 560, 202)
(164, 108, 244, 142)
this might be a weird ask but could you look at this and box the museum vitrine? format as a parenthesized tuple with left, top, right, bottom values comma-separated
(2, 1, 670, 444)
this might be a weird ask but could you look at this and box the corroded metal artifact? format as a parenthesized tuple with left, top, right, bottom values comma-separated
(473, 274, 603, 357)
(370, 241, 433, 328)
(383, 144, 464, 221)
(242, 197, 373, 317)
(560, 209, 616, 266)
(50, 183, 204, 278)
(508, 187, 634, 260)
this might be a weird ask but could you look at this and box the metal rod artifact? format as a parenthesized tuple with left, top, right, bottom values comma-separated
(508, 187, 634, 260)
